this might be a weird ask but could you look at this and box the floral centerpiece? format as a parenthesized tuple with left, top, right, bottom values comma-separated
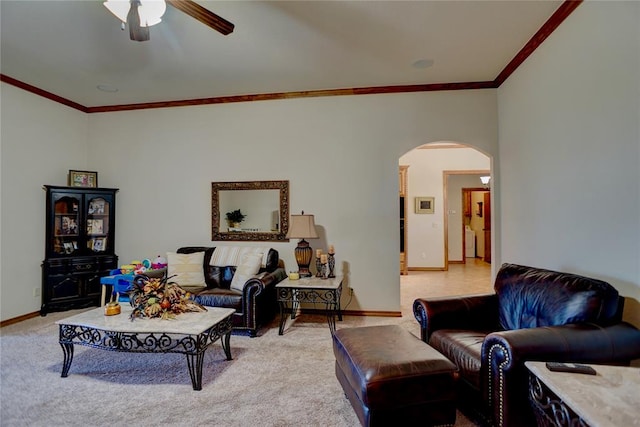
(129, 275, 206, 320)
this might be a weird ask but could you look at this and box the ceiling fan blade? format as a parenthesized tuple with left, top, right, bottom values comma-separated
(127, 0, 150, 42)
(166, 0, 234, 35)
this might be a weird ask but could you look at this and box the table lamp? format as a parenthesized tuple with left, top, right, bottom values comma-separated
(285, 211, 318, 277)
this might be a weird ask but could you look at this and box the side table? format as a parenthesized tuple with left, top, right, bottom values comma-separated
(526, 361, 640, 427)
(276, 276, 342, 335)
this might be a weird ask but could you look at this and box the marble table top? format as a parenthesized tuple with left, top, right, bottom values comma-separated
(526, 361, 640, 427)
(56, 305, 235, 335)
(276, 275, 342, 290)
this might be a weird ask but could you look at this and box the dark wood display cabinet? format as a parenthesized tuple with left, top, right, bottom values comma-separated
(41, 186, 119, 315)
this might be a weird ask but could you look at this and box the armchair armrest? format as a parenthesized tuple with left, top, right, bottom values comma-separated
(239, 267, 287, 335)
(242, 267, 287, 298)
(483, 322, 640, 427)
(413, 293, 499, 341)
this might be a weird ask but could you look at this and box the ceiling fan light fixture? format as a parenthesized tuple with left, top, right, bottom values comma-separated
(104, 0, 166, 28)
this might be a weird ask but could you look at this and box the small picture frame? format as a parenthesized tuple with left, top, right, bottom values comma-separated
(60, 216, 78, 235)
(91, 237, 106, 252)
(88, 200, 105, 215)
(87, 219, 104, 235)
(68, 170, 98, 188)
(63, 242, 74, 254)
(415, 197, 435, 214)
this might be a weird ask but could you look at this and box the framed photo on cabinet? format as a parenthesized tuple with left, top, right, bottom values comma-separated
(415, 197, 435, 214)
(91, 237, 106, 252)
(68, 170, 98, 188)
(88, 200, 105, 214)
(87, 219, 103, 235)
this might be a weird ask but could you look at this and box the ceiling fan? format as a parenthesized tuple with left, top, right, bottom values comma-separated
(103, 0, 234, 42)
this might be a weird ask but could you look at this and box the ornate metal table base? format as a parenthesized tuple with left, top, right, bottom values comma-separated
(58, 311, 233, 391)
(529, 373, 589, 427)
(276, 276, 342, 335)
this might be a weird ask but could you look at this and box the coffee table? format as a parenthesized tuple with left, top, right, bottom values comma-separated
(56, 305, 235, 390)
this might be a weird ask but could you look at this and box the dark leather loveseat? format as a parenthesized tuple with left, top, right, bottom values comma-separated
(413, 263, 640, 427)
(177, 246, 287, 337)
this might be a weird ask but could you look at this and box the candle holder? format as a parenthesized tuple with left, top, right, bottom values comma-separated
(328, 253, 336, 278)
(315, 257, 323, 277)
(321, 263, 328, 279)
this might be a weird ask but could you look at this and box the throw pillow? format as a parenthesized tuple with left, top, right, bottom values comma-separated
(229, 253, 263, 292)
(167, 252, 206, 288)
(210, 246, 270, 268)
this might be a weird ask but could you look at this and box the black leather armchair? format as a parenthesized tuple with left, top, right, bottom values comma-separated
(413, 263, 640, 427)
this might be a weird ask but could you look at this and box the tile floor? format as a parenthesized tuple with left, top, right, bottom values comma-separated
(401, 258, 493, 316)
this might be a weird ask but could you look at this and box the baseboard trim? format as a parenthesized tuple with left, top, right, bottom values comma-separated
(409, 267, 445, 271)
(1, 311, 40, 328)
(2, 307, 404, 328)
(300, 308, 401, 317)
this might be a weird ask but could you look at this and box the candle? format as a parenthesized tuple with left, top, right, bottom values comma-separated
(316, 249, 322, 258)
(320, 254, 328, 264)
(328, 245, 335, 254)
(288, 272, 300, 280)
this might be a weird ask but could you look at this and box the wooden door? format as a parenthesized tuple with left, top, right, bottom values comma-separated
(399, 166, 408, 275)
(483, 192, 491, 263)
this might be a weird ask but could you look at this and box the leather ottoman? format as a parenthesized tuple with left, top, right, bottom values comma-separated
(332, 325, 458, 427)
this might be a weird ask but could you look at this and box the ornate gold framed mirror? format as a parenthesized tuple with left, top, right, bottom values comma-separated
(211, 180, 289, 242)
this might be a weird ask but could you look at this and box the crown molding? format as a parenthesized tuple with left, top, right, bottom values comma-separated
(1, 1, 582, 114)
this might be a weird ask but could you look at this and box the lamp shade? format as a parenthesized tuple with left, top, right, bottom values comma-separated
(104, 0, 166, 27)
(286, 213, 319, 240)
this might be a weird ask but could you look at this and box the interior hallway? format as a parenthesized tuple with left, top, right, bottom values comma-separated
(401, 259, 493, 317)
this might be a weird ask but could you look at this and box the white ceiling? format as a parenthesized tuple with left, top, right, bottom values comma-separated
(1, 0, 563, 108)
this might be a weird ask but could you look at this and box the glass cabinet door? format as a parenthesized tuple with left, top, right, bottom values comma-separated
(53, 195, 81, 256)
(86, 196, 110, 253)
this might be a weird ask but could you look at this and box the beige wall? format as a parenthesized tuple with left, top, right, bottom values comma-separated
(2, 1, 637, 327)
(1, 88, 498, 321)
(0, 84, 89, 320)
(497, 1, 640, 326)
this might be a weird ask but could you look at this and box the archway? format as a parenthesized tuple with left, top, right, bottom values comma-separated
(399, 142, 491, 272)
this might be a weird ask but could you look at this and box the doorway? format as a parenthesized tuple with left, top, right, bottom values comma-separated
(443, 170, 491, 268)
(399, 143, 491, 272)
(462, 187, 491, 263)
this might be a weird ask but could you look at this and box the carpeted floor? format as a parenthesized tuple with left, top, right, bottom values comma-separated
(1, 265, 491, 426)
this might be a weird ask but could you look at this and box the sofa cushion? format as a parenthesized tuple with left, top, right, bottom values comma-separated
(230, 253, 263, 292)
(167, 251, 206, 288)
(494, 263, 620, 330)
(429, 329, 487, 390)
(194, 288, 242, 311)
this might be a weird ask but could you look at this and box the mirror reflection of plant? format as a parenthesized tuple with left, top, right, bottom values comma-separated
(226, 209, 246, 223)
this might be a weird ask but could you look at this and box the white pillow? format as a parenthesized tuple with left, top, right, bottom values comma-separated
(210, 246, 270, 268)
(167, 252, 206, 287)
(229, 253, 263, 292)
